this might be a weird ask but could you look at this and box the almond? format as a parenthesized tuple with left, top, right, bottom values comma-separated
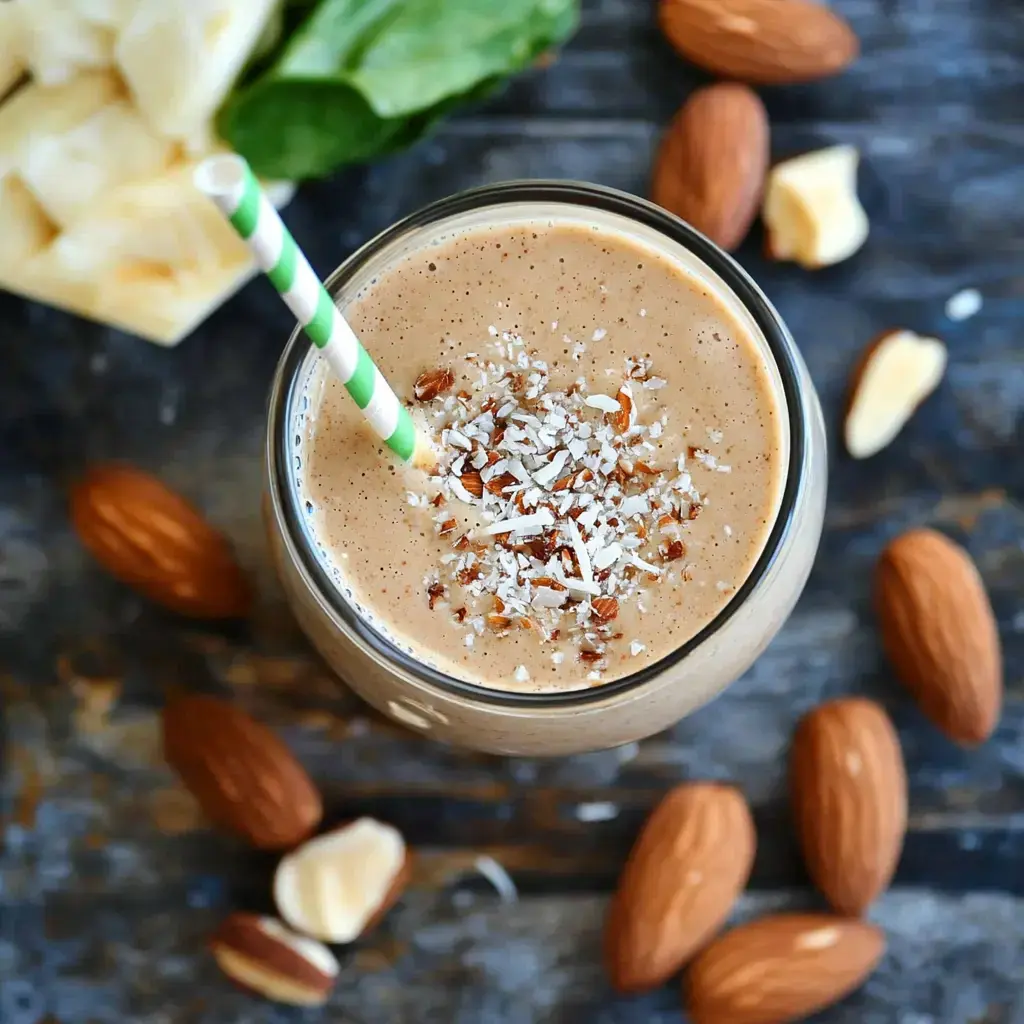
(605, 783, 755, 993)
(274, 819, 410, 943)
(71, 464, 251, 619)
(162, 694, 322, 849)
(844, 329, 947, 458)
(659, 0, 859, 84)
(875, 528, 1002, 745)
(685, 914, 885, 1024)
(652, 83, 768, 252)
(209, 913, 338, 1006)
(460, 470, 484, 498)
(591, 597, 619, 622)
(791, 698, 907, 915)
(413, 368, 454, 401)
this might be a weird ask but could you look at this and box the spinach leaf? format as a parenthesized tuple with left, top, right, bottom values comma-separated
(218, 0, 578, 180)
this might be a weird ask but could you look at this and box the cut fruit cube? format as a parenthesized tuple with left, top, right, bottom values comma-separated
(116, 0, 278, 140)
(0, 174, 59, 269)
(0, 72, 122, 178)
(0, 3, 27, 99)
(18, 99, 177, 228)
(19, 0, 132, 85)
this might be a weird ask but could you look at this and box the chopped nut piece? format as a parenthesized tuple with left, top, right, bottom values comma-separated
(414, 368, 455, 401)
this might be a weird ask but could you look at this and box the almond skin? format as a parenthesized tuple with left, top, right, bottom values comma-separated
(875, 528, 1002, 745)
(652, 83, 768, 252)
(162, 694, 322, 849)
(685, 914, 885, 1024)
(791, 699, 907, 915)
(71, 464, 250, 619)
(605, 783, 755, 993)
(209, 913, 338, 1006)
(659, 0, 859, 84)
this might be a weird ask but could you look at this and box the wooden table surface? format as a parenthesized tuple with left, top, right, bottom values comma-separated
(2, 1, 1022, 1021)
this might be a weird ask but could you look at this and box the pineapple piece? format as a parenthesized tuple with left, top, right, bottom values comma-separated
(116, 0, 278, 140)
(18, 0, 135, 85)
(0, 71, 121, 177)
(18, 99, 177, 228)
(20, 158, 256, 344)
(0, 173, 58, 270)
(0, 3, 27, 99)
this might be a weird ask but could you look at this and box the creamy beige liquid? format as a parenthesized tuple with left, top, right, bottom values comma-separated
(298, 220, 784, 693)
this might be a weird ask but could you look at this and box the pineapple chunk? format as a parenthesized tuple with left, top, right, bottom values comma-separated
(116, 0, 278, 140)
(18, 0, 134, 85)
(0, 3, 27, 98)
(18, 99, 177, 228)
(19, 158, 256, 344)
(0, 173, 58, 269)
(0, 71, 121, 177)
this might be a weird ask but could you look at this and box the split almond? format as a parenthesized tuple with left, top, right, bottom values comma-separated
(209, 913, 338, 1006)
(844, 329, 947, 458)
(875, 528, 1002, 745)
(658, 0, 858, 84)
(763, 145, 868, 269)
(414, 368, 454, 401)
(162, 694, 323, 850)
(685, 914, 885, 1024)
(70, 464, 251, 619)
(652, 83, 769, 252)
(791, 698, 907, 915)
(274, 818, 410, 942)
(605, 783, 755, 993)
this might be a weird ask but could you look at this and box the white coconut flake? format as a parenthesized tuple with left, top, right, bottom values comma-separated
(592, 328, 607, 342)
(585, 394, 621, 413)
(643, 377, 667, 390)
(945, 288, 982, 322)
(480, 509, 556, 536)
(575, 801, 619, 822)
(629, 640, 646, 656)
(514, 665, 530, 683)
(473, 856, 518, 904)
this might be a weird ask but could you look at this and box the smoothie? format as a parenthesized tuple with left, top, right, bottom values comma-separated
(297, 218, 785, 693)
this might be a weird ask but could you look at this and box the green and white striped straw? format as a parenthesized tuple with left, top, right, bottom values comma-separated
(194, 155, 434, 469)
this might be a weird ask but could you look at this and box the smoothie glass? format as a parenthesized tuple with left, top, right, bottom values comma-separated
(265, 182, 827, 756)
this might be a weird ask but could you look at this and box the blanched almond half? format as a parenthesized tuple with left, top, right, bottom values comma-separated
(209, 913, 339, 1006)
(274, 818, 409, 943)
(763, 145, 868, 268)
(845, 329, 947, 458)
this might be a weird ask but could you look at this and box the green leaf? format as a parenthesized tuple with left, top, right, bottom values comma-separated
(218, 0, 579, 180)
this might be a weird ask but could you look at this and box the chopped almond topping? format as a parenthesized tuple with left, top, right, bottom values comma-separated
(438, 518, 457, 537)
(592, 597, 619, 621)
(460, 471, 484, 498)
(414, 368, 455, 401)
(427, 582, 446, 609)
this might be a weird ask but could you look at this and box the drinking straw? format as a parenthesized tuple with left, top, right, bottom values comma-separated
(194, 155, 435, 469)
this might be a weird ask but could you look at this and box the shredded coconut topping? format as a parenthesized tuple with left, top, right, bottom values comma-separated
(413, 334, 728, 679)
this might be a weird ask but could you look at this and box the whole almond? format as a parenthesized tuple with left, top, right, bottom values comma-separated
(875, 528, 1002, 745)
(685, 914, 885, 1024)
(209, 913, 338, 1006)
(605, 783, 755, 993)
(71, 464, 250, 619)
(162, 694, 322, 849)
(652, 83, 768, 252)
(659, 0, 858, 84)
(791, 699, 907, 915)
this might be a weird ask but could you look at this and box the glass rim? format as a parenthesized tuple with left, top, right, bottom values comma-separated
(266, 179, 809, 709)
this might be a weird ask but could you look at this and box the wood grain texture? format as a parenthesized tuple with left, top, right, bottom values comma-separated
(2, 0, 1023, 1019)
